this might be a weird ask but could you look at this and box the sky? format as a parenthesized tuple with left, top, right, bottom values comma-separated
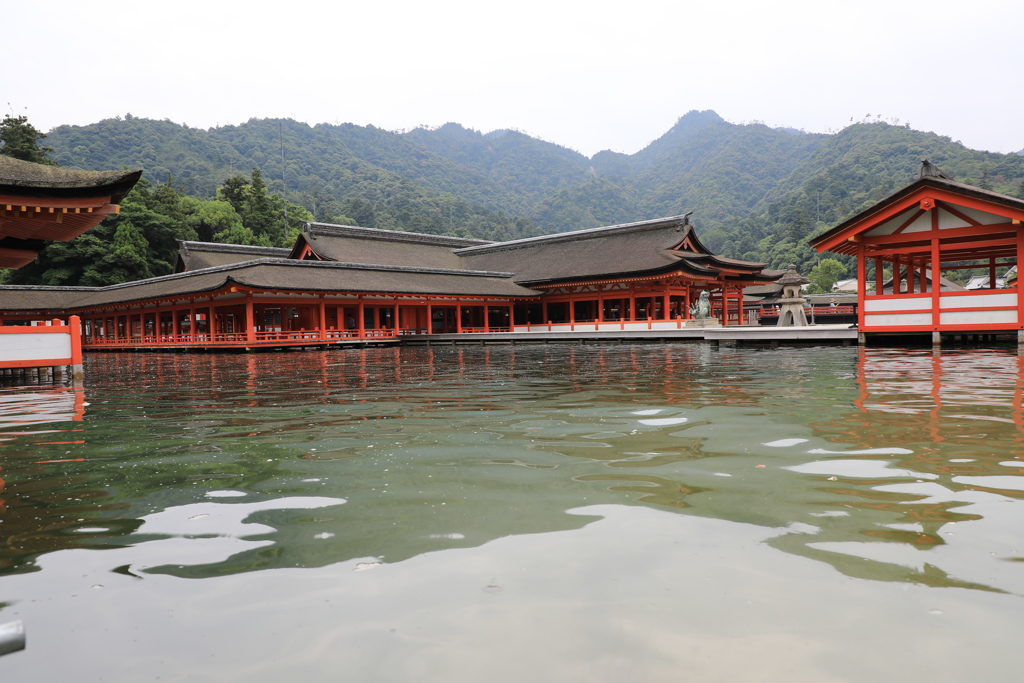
(5, 0, 1023, 157)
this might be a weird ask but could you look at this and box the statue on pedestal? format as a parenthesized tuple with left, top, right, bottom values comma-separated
(689, 290, 711, 319)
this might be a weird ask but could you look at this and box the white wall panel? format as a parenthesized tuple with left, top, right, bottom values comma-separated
(939, 310, 1017, 325)
(939, 292, 1017, 309)
(0, 333, 72, 362)
(864, 313, 931, 327)
(864, 297, 931, 312)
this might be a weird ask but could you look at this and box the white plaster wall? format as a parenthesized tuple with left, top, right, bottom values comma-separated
(937, 208, 971, 230)
(939, 310, 1018, 325)
(957, 205, 1009, 225)
(864, 313, 932, 327)
(864, 297, 931, 312)
(901, 213, 935, 233)
(0, 333, 72, 362)
(939, 292, 1017, 309)
(865, 212, 908, 236)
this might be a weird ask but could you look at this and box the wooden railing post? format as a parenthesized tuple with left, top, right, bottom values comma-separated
(318, 295, 327, 341)
(68, 315, 84, 385)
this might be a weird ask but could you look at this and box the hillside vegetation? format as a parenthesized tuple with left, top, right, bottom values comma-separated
(4, 110, 1022, 286)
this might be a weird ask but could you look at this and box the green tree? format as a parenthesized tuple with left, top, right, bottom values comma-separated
(103, 219, 154, 281)
(218, 175, 250, 214)
(182, 196, 245, 242)
(807, 258, 848, 294)
(0, 114, 56, 164)
(245, 168, 278, 240)
(217, 169, 296, 246)
(213, 224, 272, 247)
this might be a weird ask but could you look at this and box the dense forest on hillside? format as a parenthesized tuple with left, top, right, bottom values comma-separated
(4, 109, 1024, 287)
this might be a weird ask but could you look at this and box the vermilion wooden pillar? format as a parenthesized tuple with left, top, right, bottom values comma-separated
(245, 295, 256, 344)
(930, 235, 941, 328)
(1017, 226, 1024, 326)
(483, 299, 490, 333)
(318, 296, 327, 340)
(357, 298, 366, 338)
(857, 243, 867, 331)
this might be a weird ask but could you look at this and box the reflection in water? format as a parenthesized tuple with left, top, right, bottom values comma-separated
(1, 346, 1024, 680)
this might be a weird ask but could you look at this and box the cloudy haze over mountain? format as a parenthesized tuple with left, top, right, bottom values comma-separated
(5, 0, 1023, 156)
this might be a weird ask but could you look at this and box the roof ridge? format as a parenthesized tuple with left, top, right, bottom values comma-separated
(454, 215, 691, 256)
(179, 241, 291, 255)
(0, 258, 520, 298)
(304, 222, 493, 248)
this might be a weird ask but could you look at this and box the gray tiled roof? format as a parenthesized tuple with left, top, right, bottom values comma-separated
(290, 223, 492, 270)
(175, 241, 291, 272)
(0, 259, 537, 312)
(0, 156, 142, 202)
(457, 216, 768, 285)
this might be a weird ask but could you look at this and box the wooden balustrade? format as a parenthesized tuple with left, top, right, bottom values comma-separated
(82, 327, 396, 348)
(757, 305, 856, 319)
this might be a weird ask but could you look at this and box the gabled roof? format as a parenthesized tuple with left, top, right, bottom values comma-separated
(455, 215, 770, 285)
(810, 171, 1024, 257)
(0, 258, 537, 312)
(289, 222, 492, 270)
(174, 241, 291, 272)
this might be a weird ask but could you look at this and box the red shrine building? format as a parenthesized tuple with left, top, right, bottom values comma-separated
(2, 212, 781, 350)
(810, 161, 1024, 342)
(0, 157, 141, 269)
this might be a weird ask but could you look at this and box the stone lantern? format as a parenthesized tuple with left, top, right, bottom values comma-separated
(774, 264, 810, 327)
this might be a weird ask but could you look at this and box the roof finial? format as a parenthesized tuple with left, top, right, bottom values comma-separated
(917, 158, 948, 180)
(681, 211, 693, 227)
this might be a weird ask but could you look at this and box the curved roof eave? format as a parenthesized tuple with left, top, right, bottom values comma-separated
(0, 157, 142, 203)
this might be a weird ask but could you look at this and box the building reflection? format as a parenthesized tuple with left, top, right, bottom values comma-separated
(1, 346, 1022, 593)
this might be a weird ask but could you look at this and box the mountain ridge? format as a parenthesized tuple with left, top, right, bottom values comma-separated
(38, 110, 1024, 280)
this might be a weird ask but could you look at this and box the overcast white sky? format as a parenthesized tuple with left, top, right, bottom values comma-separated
(6, 0, 1023, 157)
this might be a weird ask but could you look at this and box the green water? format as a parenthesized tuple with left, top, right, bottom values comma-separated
(1, 345, 1022, 681)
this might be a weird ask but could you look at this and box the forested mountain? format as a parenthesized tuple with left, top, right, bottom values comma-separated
(9, 110, 1023, 288)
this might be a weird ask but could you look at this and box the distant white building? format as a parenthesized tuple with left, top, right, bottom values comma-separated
(832, 278, 859, 292)
(965, 274, 1007, 290)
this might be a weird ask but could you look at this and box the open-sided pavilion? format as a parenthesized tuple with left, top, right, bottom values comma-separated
(810, 161, 1024, 343)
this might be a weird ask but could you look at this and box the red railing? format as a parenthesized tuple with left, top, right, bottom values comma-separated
(82, 328, 397, 348)
(757, 305, 855, 319)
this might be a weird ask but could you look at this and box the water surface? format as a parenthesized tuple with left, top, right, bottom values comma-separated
(1, 345, 1022, 681)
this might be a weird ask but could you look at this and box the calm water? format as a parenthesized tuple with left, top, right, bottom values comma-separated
(1, 344, 1022, 682)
